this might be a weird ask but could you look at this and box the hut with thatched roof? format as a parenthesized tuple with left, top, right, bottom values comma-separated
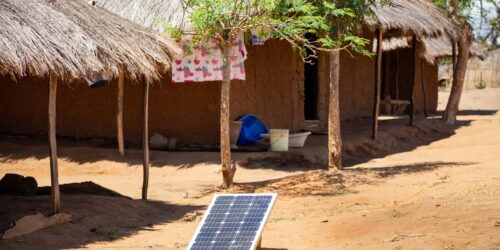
(439, 48, 499, 90)
(315, 0, 459, 137)
(423, 38, 488, 63)
(1, 0, 457, 147)
(420, 37, 493, 89)
(0, 0, 180, 212)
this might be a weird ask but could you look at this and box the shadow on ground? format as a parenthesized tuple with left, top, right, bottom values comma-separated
(441, 109, 498, 116)
(196, 161, 476, 198)
(0, 113, 484, 171)
(347, 161, 475, 177)
(0, 184, 204, 249)
(340, 116, 473, 167)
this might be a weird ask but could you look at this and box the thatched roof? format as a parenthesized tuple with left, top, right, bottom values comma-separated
(0, 0, 180, 82)
(97, 0, 458, 42)
(96, 0, 464, 67)
(423, 37, 489, 63)
(95, 0, 189, 32)
(378, 35, 488, 65)
(378, 37, 411, 51)
(367, 0, 459, 40)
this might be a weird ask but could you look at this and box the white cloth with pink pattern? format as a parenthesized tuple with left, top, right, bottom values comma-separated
(172, 33, 247, 83)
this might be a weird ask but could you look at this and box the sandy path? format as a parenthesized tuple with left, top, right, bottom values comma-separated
(81, 115, 500, 250)
(1, 89, 499, 249)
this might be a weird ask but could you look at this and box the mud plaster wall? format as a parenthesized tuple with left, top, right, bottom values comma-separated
(317, 30, 377, 125)
(0, 40, 304, 145)
(338, 49, 378, 120)
(316, 47, 378, 124)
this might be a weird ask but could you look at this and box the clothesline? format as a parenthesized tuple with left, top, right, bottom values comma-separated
(172, 29, 271, 83)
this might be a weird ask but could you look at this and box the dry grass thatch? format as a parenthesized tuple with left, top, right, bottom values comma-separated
(97, 0, 458, 43)
(379, 36, 488, 65)
(423, 37, 489, 63)
(379, 37, 411, 51)
(0, 0, 181, 82)
(95, 0, 190, 32)
(367, 0, 459, 40)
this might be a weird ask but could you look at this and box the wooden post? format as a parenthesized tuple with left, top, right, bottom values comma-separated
(372, 29, 383, 139)
(395, 53, 400, 101)
(117, 66, 125, 156)
(409, 35, 417, 126)
(142, 80, 150, 200)
(48, 72, 61, 214)
(421, 60, 429, 117)
(256, 237, 262, 249)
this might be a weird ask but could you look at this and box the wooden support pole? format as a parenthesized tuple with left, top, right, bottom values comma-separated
(48, 72, 61, 214)
(395, 53, 400, 102)
(421, 60, 429, 117)
(409, 36, 417, 126)
(142, 80, 150, 200)
(117, 66, 125, 156)
(256, 237, 262, 249)
(372, 29, 383, 139)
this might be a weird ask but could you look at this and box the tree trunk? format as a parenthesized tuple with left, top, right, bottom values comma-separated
(328, 51, 342, 169)
(48, 72, 61, 214)
(117, 66, 125, 156)
(142, 80, 150, 200)
(452, 40, 457, 88)
(443, 26, 472, 124)
(220, 45, 235, 188)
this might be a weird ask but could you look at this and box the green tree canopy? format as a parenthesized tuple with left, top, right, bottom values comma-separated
(167, 0, 381, 60)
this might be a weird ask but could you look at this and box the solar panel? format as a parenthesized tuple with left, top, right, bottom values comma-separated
(187, 193, 277, 250)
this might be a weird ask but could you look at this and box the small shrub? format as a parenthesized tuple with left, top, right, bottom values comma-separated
(476, 81, 487, 89)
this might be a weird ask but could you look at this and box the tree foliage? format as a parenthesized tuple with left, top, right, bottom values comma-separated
(167, 0, 381, 61)
(478, 1, 499, 49)
(431, 0, 499, 49)
(162, 0, 381, 186)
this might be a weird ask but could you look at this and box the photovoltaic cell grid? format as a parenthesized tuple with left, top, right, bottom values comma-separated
(187, 194, 277, 250)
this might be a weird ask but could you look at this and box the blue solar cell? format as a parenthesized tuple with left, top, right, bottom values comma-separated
(187, 194, 277, 250)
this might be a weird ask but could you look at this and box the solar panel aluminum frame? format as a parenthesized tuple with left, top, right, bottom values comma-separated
(186, 193, 278, 250)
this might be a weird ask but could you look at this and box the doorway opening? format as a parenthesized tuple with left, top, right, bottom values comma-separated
(304, 33, 319, 120)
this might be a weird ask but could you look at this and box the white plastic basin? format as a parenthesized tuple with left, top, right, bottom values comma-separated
(260, 131, 311, 148)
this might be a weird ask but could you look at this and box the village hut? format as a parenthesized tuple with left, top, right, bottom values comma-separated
(421, 37, 495, 89)
(0, 0, 180, 213)
(357, 0, 460, 137)
(458, 48, 500, 89)
(423, 37, 488, 64)
(1, 0, 457, 147)
(93, 0, 458, 142)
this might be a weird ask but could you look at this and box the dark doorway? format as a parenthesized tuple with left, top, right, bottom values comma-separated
(304, 33, 319, 120)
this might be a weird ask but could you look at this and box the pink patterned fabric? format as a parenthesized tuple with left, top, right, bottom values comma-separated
(172, 33, 247, 83)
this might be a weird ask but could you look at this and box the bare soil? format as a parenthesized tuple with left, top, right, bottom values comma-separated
(0, 89, 499, 250)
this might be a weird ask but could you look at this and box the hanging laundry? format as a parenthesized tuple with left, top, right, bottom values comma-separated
(250, 26, 272, 46)
(172, 33, 247, 83)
